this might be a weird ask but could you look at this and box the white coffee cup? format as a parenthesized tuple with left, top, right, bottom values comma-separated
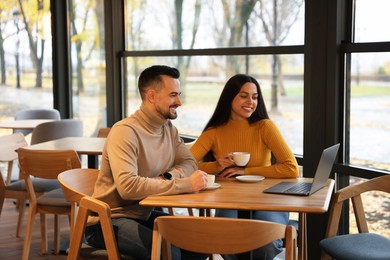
(232, 152, 250, 166)
(207, 174, 216, 187)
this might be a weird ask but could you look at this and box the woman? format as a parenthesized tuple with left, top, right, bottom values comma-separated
(190, 74, 299, 260)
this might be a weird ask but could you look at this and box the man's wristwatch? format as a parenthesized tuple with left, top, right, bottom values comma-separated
(161, 172, 173, 180)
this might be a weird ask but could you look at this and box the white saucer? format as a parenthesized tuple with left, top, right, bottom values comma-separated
(235, 175, 265, 183)
(205, 183, 221, 190)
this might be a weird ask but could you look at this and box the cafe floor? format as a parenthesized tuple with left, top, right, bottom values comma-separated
(0, 199, 69, 259)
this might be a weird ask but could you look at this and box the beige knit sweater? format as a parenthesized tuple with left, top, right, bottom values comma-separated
(89, 104, 196, 224)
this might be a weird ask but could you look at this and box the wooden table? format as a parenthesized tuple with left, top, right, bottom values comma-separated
(0, 119, 54, 130)
(23, 137, 106, 168)
(140, 177, 335, 260)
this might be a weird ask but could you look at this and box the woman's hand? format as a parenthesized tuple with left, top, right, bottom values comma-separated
(219, 167, 245, 178)
(216, 153, 235, 172)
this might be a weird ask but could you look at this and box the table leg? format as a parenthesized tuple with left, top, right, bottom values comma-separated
(87, 155, 99, 168)
(298, 212, 307, 260)
(237, 210, 252, 219)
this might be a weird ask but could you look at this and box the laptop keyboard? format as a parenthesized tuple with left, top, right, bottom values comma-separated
(284, 182, 312, 193)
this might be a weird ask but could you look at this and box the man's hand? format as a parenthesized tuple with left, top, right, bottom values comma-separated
(189, 170, 208, 192)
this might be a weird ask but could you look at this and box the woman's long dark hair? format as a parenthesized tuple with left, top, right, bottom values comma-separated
(203, 74, 269, 132)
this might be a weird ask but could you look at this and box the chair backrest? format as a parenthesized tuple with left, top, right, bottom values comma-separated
(14, 108, 61, 136)
(151, 216, 297, 260)
(17, 148, 82, 219)
(30, 119, 84, 145)
(0, 133, 27, 163)
(58, 168, 99, 204)
(97, 127, 111, 138)
(18, 148, 81, 180)
(324, 174, 390, 239)
(0, 133, 28, 185)
(58, 168, 125, 260)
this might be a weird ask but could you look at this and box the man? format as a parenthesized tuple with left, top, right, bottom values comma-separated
(85, 65, 208, 259)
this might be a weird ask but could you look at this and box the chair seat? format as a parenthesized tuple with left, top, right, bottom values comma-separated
(320, 233, 390, 260)
(37, 188, 71, 207)
(7, 178, 61, 192)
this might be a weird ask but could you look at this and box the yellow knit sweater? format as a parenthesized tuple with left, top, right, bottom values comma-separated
(190, 119, 299, 178)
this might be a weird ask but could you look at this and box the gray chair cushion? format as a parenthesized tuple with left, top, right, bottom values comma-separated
(320, 233, 390, 260)
(37, 188, 71, 207)
(7, 178, 61, 192)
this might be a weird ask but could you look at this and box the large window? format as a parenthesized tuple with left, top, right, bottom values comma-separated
(345, 0, 390, 236)
(124, 0, 305, 154)
(0, 0, 53, 137)
(349, 0, 390, 172)
(349, 53, 390, 171)
(125, 0, 304, 50)
(354, 0, 390, 43)
(69, 0, 107, 137)
(1, 0, 389, 257)
(0, 0, 107, 139)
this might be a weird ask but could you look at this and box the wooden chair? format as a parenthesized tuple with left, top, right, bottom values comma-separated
(0, 132, 28, 185)
(58, 168, 134, 260)
(14, 108, 61, 136)
(0, 133, 61, 237)
(30, 119, 84, 145)
(97, 127, 111, 138)
(151, 216, 297, 260)
(96, 127, 110, 169)
(320, 174, 390, 260)
(17, 148, 82, 260)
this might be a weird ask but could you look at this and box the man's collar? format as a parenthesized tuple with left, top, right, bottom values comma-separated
(139, 103, 168, 129)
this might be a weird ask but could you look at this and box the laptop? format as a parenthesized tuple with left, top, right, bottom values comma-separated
(263, 143, 340, 196)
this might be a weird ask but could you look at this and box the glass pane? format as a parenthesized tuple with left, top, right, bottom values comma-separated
(125, 54, 304, 155)
(349, 53, 390, 171)
(124, 0, 304, 50)
(69, 0, 106, 137)
(0, 0, 53, 137)
(355, 0, 390, 42)
(349, 177, 389, 237)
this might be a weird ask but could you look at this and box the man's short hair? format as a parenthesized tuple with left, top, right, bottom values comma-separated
(138, 65, 180, 100)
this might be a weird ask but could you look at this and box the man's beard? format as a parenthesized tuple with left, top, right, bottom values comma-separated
(157, 105, 178, 120)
